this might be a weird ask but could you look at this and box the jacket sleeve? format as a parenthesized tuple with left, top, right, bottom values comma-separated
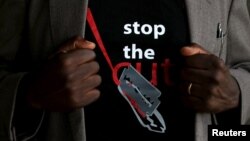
(226, 0, 250, 124)
(0, 0, 43, 140)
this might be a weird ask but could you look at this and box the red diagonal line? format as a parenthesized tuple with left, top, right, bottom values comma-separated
(87, 8, 114, 71)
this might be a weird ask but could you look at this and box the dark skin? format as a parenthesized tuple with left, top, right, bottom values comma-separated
(27, 37, 101, 112)
(26, 39, 239, 114)
(179, 43, 240, 113)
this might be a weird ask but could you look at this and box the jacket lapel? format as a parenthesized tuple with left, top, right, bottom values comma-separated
(49, 0, 88, 47)
(185, 0, 222, 53)
(184, 0, 222, 140)
(48, 0, 88, 141)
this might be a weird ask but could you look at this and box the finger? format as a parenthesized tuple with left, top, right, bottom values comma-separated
(59, 36, 95, 53)
(69, 75, 102, 94)
(48, 37, 95, 59)
(74, 37, 96, 50)
(58, 49, 96, 67)
(73, 75, 102, 106)
(179, 82, 210, 100)
(182, 96, 207, 112)
(181, 43, 209, 56)
(77, 89, 101, 107)
(46, 75, 101, 111)
(81, 75, 102, 92)
(69, 61, 100, 82)
(179, 81, 192, 95)
(180, 68, 213, 84)
(69, 73, 102, 93)
(184, 54, 214, 69)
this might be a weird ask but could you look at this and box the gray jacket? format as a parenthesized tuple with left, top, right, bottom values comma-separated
(0, 0, 250, 141)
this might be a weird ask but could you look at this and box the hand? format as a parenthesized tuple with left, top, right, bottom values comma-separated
(27, 36, 101, 112)
(179, 43, 240, 113)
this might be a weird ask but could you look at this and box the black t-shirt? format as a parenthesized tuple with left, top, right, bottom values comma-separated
(85, 0, 194, 140)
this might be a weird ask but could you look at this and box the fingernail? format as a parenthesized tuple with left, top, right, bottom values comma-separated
(76, 39, 95, 49)
(84, 40, 96, 49)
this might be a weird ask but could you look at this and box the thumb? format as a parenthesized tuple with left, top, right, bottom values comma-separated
(59, 36, 96, 53)
(180, 43, 209, 57)
(49, 37, 96, 59)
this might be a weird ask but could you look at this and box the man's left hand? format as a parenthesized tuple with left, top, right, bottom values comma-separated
(179, 43, 240, 113)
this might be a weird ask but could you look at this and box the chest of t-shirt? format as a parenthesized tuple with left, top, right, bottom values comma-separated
(84, 0, 194, 140)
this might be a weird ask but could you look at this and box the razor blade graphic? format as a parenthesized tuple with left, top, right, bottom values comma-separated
(118, 65, 166, 133)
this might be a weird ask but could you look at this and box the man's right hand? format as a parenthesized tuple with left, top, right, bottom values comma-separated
(27, 37, 101, 112)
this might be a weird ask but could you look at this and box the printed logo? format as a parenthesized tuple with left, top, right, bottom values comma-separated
(87, 8, 167, 133)
(118, 65, 166, 133)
